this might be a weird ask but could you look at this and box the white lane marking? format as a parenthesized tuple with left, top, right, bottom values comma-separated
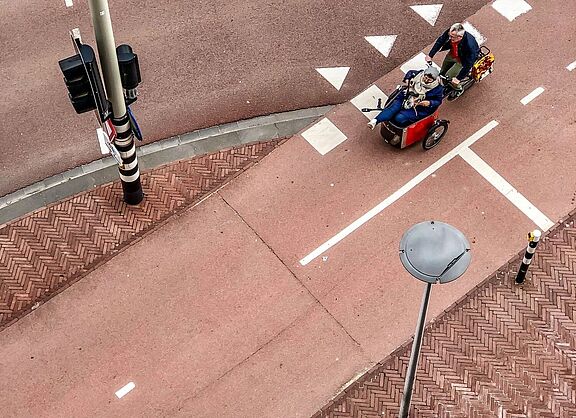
(365, 35, 397, 58)
(520, 87, 544, 105)
(350, 85, 387, 120)
(299, 121, 499, 265)
(462, 21, 486, 46)
(410, 4, 444, 26)
(315, 67, 350, 91)
(65, 0, 73, 6)
(492, 0, 532, 22)
(459, 148, 554, 231)
(115, 382, 135, 399)
(301, 118, 347, 155)
(400, 52, 440, 74)
(567, 60, 576, 71)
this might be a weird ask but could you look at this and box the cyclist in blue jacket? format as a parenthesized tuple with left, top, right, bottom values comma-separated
(425, 23, 480, 94)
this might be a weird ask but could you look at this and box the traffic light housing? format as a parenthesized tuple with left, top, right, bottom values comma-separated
(58, 44, 109, 120)
(116, 44, 141, 104)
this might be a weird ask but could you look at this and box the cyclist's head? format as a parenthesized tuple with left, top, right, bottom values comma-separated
(449, 23, 465, 41)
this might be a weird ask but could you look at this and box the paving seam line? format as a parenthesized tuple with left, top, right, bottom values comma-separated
(0, 105, 332, 225)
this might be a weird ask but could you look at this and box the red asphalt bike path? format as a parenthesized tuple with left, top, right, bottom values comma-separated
(1, 1, 575, 417)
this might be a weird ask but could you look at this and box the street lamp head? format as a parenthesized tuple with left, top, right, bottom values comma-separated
(399, 221, 471, 284)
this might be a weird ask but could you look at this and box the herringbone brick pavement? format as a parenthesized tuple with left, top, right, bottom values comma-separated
(0, 140, 281, 331)
(313, 216, 576, 418)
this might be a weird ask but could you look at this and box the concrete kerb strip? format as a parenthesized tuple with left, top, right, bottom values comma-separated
(0, 106, 332, 226)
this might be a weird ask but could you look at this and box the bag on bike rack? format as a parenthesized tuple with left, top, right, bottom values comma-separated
(471, 47, 495, 82)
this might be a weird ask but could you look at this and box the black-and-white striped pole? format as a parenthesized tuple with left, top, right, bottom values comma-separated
(88, 0, 143, 205)
(515, 229, 541, 284)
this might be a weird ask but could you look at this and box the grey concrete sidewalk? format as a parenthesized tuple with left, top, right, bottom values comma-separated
(0, 106, 331, 226)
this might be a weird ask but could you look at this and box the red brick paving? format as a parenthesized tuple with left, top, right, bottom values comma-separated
(313, 211, 576, 417)
(0, 140, 282, 331)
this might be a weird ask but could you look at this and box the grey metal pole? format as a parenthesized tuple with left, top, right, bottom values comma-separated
(399, 282, 432, 418)
(88, 0, 143, 205)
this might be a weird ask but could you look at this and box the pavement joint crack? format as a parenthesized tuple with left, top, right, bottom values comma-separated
(218, 191, 364, 349)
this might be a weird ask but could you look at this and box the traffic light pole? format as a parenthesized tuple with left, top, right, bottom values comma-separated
(88, 0, 143, 205)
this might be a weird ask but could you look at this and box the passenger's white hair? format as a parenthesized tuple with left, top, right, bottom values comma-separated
(449, 23, 465, 36)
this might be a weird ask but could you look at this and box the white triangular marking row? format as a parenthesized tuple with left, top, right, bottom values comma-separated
(410, 4, 443, 26)
(316, 67, 350, 90)
(365, 35, 398, 57)
(492, 0, 532, 22)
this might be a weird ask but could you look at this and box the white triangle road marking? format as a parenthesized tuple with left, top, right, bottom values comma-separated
(410, 4, 443, 26)
(364, 35, 398, 57)
(315, 67, 350, 91)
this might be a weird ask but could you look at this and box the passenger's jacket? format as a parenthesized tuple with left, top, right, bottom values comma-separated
(402, 70, 444, 117)
(429, 30, 480, 80)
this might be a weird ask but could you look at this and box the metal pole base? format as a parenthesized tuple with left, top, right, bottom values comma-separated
(122, 180, 144, 205)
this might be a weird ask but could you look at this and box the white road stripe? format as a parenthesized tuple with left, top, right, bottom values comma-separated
(299, 120, 499, 265)
(65, 0, 73, 6)
(567, 60, 576, 71)
(459, 147, 554, 231)
(520, 87, 544, 105)
(115, 382, 135, 398)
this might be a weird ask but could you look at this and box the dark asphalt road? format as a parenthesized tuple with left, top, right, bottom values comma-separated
(0, 0, 488, 196)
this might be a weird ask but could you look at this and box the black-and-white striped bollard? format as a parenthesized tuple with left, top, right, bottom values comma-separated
(114, 113, 143, 205)
(515, 229, 541, 284)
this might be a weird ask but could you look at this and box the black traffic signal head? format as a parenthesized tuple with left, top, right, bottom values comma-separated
(58, 44, 109, 119)
(116, 44, 142, 103)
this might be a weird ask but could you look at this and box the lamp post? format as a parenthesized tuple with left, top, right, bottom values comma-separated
(398, 221, 471, 418)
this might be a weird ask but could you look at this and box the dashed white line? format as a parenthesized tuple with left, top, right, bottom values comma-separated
(299, 120, 499, 265)
(567, 60, 576, 71)
(459, 148, 554, 231)
(115, 382, 135, 399)
(520, 87, 544, 105)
